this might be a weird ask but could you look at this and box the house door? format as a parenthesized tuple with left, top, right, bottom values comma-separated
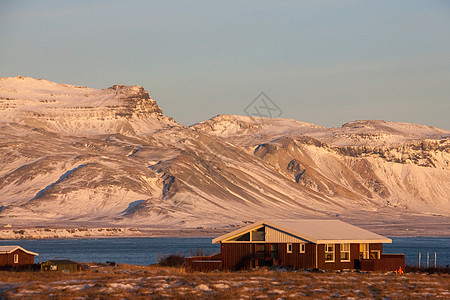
(255, 244, 272, 267)
(256, 244, 265, 266)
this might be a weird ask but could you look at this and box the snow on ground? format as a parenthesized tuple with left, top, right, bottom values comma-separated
(0, 264, 448, 299)
(0, 227, 141, 239)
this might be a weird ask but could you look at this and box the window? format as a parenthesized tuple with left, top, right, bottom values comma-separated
(340, 243, 350, 262)
(271, 244, 278, 259)
(300, 243, 305, 253)
(325, 244, 334, 262)
(370, 250, 380, 259)
(14, 254, 18, 264)
(234, 232, 250, 241)
(251, 227, 265, 241)
(359, 243, 369, 259)
(287, 243, 292, 253)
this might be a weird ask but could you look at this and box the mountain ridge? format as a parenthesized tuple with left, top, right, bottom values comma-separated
(0, 76, 178, 136)
(0, 77, 448, 233)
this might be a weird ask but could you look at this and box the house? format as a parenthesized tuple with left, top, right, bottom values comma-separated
(41, 260, 80, 273)
(0, 245, 38, 266)
(186, 219, 405, 272)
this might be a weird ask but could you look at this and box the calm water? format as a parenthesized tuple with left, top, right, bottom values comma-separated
(0, 237, 448, 267)
(384, 237, 449, 267)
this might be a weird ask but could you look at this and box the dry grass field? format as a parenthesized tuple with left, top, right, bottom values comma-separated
(0, 264, 448, 299)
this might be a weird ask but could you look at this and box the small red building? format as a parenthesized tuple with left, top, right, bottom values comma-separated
(186, 219, 405, 272)
(0, 246, 38, 266)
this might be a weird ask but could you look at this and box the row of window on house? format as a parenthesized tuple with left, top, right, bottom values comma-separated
(284, 243, 380, 262)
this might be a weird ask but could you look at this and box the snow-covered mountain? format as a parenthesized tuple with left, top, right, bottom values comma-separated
(0, 76, 177, 136)
(194, 115, 450, 217)
(1, 77, 449, 233)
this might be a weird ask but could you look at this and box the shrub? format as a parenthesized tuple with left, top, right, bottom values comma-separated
(157, 254, 185, 267)
(190, 249, 204, 257)
(405, 265, 449, 274)
(0, 264, 41, 272)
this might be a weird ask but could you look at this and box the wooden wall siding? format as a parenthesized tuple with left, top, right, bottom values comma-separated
(317, 243, 384, 270)
(186, 253, 222, 261)
(360, 254, 405, 271)
(41, 262, 80, 272)
(0, 249, 35, 266)
(0, 255, 7, 266)
(220, 243, 317, 270)
(265, 226, 305, 243)
(275, 243, 316, 269)
(370, 243, 383, 252)
(185, 253, 223, 272)
(221, 243, 254, 270)
(195, 242, 390, 272)
(186, 260, 222, 272)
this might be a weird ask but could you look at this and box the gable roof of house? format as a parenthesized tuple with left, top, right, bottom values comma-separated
(212, 219, 392, 244)
(0, 245, 39, 256)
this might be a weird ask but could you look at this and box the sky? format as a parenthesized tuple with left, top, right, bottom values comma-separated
(1, 0, 449, 129)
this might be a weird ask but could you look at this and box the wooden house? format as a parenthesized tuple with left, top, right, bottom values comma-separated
(41, 260, 81, 273)
(0, 245, 38, 266)
(186, 219, 405, 272)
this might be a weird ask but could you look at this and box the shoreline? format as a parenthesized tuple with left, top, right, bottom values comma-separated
(1, 227, 449, 240)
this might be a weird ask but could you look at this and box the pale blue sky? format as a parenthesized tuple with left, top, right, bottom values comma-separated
(1, 0, 449, 129)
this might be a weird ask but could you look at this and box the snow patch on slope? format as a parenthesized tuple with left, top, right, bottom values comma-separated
(0, 76, 178, 136)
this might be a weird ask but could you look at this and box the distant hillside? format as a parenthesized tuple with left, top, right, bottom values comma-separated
(1, 77, 449, 233)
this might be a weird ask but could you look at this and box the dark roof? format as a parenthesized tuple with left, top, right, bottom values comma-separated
(44, 260, 78, 265)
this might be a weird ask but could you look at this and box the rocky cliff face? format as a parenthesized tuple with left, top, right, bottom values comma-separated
(0, 77, 448, 232)
(0, 76, 175, 136)
(251, 137, 449, 214)
(193, 115, 450, 221)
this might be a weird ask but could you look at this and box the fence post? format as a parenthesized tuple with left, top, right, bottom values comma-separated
(419, 252, 421, 268)
(434, 252, 436, 268)
(427, 252, 429, 268)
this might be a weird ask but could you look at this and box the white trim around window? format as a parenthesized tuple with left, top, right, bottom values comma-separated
(340, 243, 350, 262)
(325, 244, 335, 262)
(14, 254, 19, 264)
(370, 250, 381, 259)
(360, 243, 369, 259)
(300, 243, 305, 253)
(287, 243, 292, 253)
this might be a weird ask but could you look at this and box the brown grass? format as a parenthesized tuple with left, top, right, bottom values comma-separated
(0, 264, 448, 299)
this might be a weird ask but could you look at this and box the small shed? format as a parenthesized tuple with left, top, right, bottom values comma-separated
(41, 260, 80, 273)
(0, 246, 38, 266)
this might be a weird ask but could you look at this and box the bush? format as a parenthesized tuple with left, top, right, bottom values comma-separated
(405, 265, 449, 274)
(157, 254, 185, 267)
(0, 264, 41, 272)
(190, 248, 204, 257)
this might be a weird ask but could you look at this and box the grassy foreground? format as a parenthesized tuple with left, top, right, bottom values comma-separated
(0, 264, 448, 299)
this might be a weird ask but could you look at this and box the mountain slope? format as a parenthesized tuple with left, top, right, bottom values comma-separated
(0, 76, 177, 136)
(0, 77, 448, 232)
(193, 115, 450, 217)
